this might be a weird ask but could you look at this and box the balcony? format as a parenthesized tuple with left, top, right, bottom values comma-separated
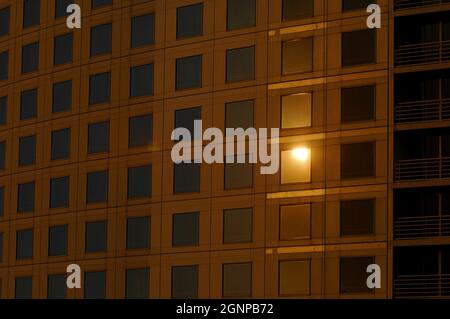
(395, 215, 450, 238)
(394, 274, 450, 297)
(395, 0, 450, 10)
(395, 98, 450, 123)
(395, 157, 450, 180)
(395, 40, 450, 66)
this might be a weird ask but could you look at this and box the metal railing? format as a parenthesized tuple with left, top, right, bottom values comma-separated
(395, 0, 450, 10)
(395, 40, 450, 66)
(394, 215, 450, 238)
(395, 157, 450, 180)
(395, 98, 450, 123)
(394, 274, 450, 297)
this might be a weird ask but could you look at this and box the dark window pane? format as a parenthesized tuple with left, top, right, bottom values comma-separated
(47, 274, 66, 299)
(227, 0, 256, 30)
(0, 187, 4, 217)
(126, 268, 149, 299)
(88, 121, 109, 154)
(48, 225, 68, 256)
(173, 163, 200, 194)
(342, 0, 374, 11)
(16, 229, 33, 260)
(176, 55, 202, 90)
(54, 33, 73, 65)
(341, 142, 375, 179)
(20, 88, 37, 120)
(341, 85, 375, 123)
(0, 232, 3, 261)
(342, 29, 376, 67)
(50, 176, 69, 208)
(0, 95, 6, 124)
(23, 0, 40, 28)
(22, 42, 39, 74)
(18, 182, 35, 213)
(222, 262, 252, 298)
(89, 72, 111, 105)
(19, 135, 36, 166)
(127, 216, 150, 250)
(129, 114, 153, 147)
(130, 64, 154, 97)
(55, 0, 72, 18)
(282, 38, 313, 74)
(225, 100, 254, 129)
(341, 199, 375, 236)
(51, 128, 70, 160)
(223, 208, 252, 243)
(0, 51, 7, 81)
(52, 80, 72, 113)
(340, 256, 374, 293)
(84, 271, 105, 299)
(90, 23, 112, 56)
(0, 7, 10, 37)
(15, 277, 32, 299)
(0, 141, 5, 170)
(172, 212, 199, 247)
(132, 13, 155, 48)
(226, 46, 255, 83)
(128, 165, 152, 199)
(224, 157, 253, 189)
(171, 265, 198, 299)
(279, 204, 311, 240)
(175, 107, 201, 140)
(86, 171, 108, 203)
(177, 3, 203, 38)
(92, 0, 112, 8)
(85, 221, 107, 253)
(282, 0, 314, 21)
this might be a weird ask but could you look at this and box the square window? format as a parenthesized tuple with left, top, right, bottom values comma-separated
(340, 257, 374, 293)
(0, 7, 10, 37)
(19, 135, 36, 166)
(129, 114, 153, 147)
(222, 262, 252, 298)
(0, 187, 4, 217)
(127, 216, 150, 250)
(227, 0, 255, 30)
(341, 142, 375, 179)
(47, 274, 66, 299)
(52, 80, 72, 113)
(48, 225, 68, 256)
(22, 42, 39, 74)
(281, 149, 311, 184)
(279, 204, 311, 240)
(89, 72, 111, 105)
(282, 38, 313, 75)
(130, 64, 154, 97)
(16, 229, 33, 260)
(282, 0, 314, 21)
(224, 158, 253, 189)
(18, 182, 35, 213)
(50, 176, 69, 208)
(172, 212, 199, 247)
(281, 93, 312, 129)
(128, 165, 152, 199)
(92, 0, 112, 8)
(171, 265, 198, 299)
(85, 221, 107, 253)
(90, 23, 112, 56)
(226, 46, 255, 83)
(342, 29, 376, 67)
(84, 271, 106, 299)
(176, 3, 203, 39)
(51, 128, 70, 160)
(15, 277, 32, 299)
(86, 171, 108, 203)
(279, 260, 310, 296)
(223, 208, 252, 243)
(225, 100, 254, 129)
(176, 55, 202, 90)
(54, 33, 73, 65)
(23, 0, 40, 28)
(0, 141, 5, 170)
(20, 88, 37, 120)
(0, 95, 6, 124)
(132, 13, 155, 48)
(341, 199, 375, 236)
(55, 0, 72, 18)
(342, 0, 374, 11)
(126, 268, 149, 299)
(0, 51, 7, 81)
(175, 107, 201, 140)
(173, 163, 200, 194)
(88, 121, 109, 154)
(341, 86, 375, 123)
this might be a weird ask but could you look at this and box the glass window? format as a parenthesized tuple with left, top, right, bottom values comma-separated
(176, 55, 202, 90)
(127, 216, 150, 250)
(128, 165, 152, 199)
(20, 88, 37, 120)
(84, 271, 106, 299)
(16, 229, 33, 260)
(86, 171, 108, 203)
(0, 232, 3, 261)
(342, 0, 374, 11)
(0, 95, 6, 124)
(126, 268, 149, 299)
(47, 274, 66, 299)
(23, 0, 40, 28)
(282, 0, 314, 21)
(0, 51, 7, 81)
(176, 3, 203, 39)
(54, 33, 73, 65)
(51, 128, 70, 160)
(340, 256, 374, 293)
(52, 80, 72, 113)
(85, 221, 107, 253)
(15, 276, 32, 299)
(0, 187, 4, 217)
(341, 86, 375, 123)
(88, 121, 109, 154)
(175, 107, 201, 140)
(226, 46, 255, 83)
(130, 64, 154, 97)
(48, 225, 68, 256)
(173, 163, 200, 194)
(131, 13, 155, 48)
(224, 158, 253, 189)
(0, 7, 10, 37)
(281, 93, 312, 129)
(341, 142, 375, 179)
(129, 114, 153, 147)
(279, 204, 311, 240)
(279, 260, 310, 296)
(0, 141, 5, 170)
(171, 265, 198, 299)
(172, 212, 199, 247)
(282, 38, 313, 75)
(89, 72, 111, 105)
(342, 29, 376, 67)
(18, 182, 35, 213)
(223, 208, 252, 243)
(19, 135, 36, 166)
(22, 42, 39, 74)
(55, 0, 72, 18)
(222, 262, 252, 298)
(341, 199, 375, 236)
(281, 148, 311, 184)
(50, 176, 69, 208)
(225, 100, 254, 129)
(90, 23, 112, 56)
(92, 0, 112, 8)
(227, 0, 255, 30)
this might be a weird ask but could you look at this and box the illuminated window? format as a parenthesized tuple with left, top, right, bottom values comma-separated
(279, 204, 311, 240)
(281, 148, 311, 184)
(279, 260, 310, 296)
(281, 93, 312, 129)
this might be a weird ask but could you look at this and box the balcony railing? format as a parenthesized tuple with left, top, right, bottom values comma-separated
(394, 274, 450, 297)
(395, 0, 450, 10)
(395, 40, 450, 66)
(395, 98, 450, 123)
(395, 157, 450, 181)
(394, 215, 450, 239)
